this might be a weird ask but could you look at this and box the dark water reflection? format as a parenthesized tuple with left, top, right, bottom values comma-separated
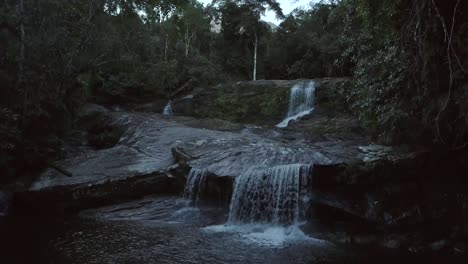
(0, 195, 464, 264)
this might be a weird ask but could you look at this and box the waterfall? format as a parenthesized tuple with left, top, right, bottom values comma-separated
(162, 101, 173, 116)
(277, 81, 316, 128)
(203, 164, 319, 246)
(184, 168, 208, 206)
(228, 164, 311, 225)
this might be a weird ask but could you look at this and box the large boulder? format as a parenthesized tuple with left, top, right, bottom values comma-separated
(171, 95, 194, 116)
(18, 111, 242, 210)
(315, 77, 352, 106)
(309, 148, 468, 253)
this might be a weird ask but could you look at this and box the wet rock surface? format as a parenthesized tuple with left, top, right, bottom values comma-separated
(21, 89, 386, 211)
(7, 78, 467, 262)
(20, 111, 244, 209)
(20, 99, 420, 214)
(173, 134, 364, 178)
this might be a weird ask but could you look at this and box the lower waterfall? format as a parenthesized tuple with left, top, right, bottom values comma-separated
(228, 164, 311, 225)
(201, 164, 316, 247)
(183, 164, 312, 225)
(183, 168, 208, 206)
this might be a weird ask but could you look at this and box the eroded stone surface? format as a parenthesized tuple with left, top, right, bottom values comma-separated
(22, 112, 245, 209)
(173, 136, 366, 178)
(25, 104, 383, 210)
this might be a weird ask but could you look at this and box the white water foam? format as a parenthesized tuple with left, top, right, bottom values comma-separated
(180, 145, 323, 247)
(200, 164, 319, 247)
(277, 80, 316, 128)
(167, 207, 201, 224)
(203, 223, 326, 247)
(228, 164, 311, 225)
(162, 100, 173, 116)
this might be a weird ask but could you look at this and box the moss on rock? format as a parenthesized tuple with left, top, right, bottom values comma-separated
(192, 80, 293, 125)
(174, 78, 353, 126)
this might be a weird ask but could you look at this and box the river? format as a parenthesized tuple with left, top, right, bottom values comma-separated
(2, 195, 454, 264)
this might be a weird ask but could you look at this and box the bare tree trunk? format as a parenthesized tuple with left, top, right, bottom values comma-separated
(209, 42, 212, 62)
(18, 2, 25, 66)
(184, 27, 195, 59)
(17, 0, 25, 85)
(185, 28, 189, 58)
(164, 34, 168, 61)
(65, 0, 97, 75)
(253, 32, 257, 81)
(16, 0, 26, 115)
(209, 33, 212, 62)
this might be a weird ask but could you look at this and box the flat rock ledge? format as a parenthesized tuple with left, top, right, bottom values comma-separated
(17, 105, 424, 220)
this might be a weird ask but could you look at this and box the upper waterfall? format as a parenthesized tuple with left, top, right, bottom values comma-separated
(162, 101, 173, 116)
(277, 80, 316, 128)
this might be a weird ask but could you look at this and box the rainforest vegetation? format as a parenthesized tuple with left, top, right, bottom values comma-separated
(1, 0, 467, 182)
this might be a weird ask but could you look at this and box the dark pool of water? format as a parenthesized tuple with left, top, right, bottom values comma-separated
(0, 195, 464, 264)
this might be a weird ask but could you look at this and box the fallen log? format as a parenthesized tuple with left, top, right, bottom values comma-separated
(49, 163, 73, 177)
(170, 79, 192, 98)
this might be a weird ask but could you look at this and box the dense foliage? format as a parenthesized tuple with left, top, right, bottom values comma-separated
(336, 0, 467, 145)
(0, 0, 466, 182)
(264, 0, 467, 146)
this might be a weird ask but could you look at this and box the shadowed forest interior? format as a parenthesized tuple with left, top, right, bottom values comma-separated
(0, 0, 467, 263)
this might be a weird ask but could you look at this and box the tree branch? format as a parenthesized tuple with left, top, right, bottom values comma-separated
(65, 0, 98, 75)
(433, 0, 461, 145)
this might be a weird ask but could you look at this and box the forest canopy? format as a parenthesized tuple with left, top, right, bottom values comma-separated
(0, 0, 467, 181)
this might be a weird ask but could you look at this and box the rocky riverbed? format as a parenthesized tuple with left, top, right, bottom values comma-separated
(2, 79, 467, 263)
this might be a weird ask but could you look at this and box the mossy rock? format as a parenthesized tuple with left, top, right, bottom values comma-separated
(174, 78, 353, 126)
(191, 80, 294, 125)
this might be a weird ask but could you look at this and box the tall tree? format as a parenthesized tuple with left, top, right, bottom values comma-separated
(217, 0, 280, 80)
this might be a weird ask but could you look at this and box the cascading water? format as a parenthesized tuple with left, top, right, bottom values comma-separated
(184, 168, 208, 206)
(277, 81, 316, 128)
(228, 164, 311, 225)
(203, 164, 316, 247)
(162, 101, 173, 116)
